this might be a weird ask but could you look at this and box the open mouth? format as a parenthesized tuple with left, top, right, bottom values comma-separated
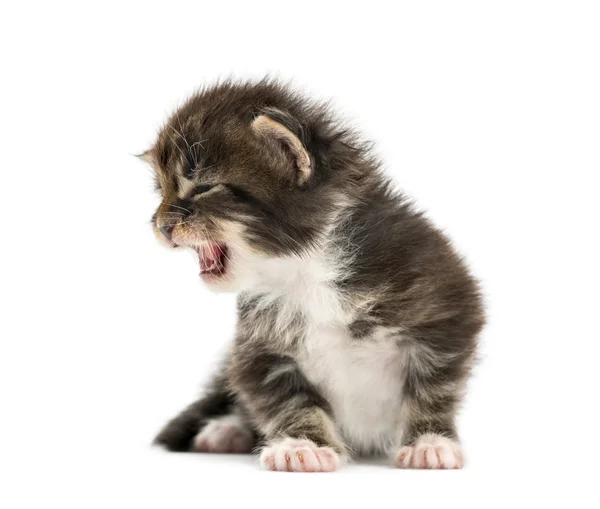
(197, 242, 228, 278)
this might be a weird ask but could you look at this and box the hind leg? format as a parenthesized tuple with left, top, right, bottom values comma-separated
(154, 372, 255, 452)
(192, 413, 255, 453)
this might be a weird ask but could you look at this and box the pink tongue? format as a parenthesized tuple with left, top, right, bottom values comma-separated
(198, 243, 222, 271)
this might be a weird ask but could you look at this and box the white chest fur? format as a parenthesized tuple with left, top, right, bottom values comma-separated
(298, 325, 405, 454)
(250, 252, 406, 454)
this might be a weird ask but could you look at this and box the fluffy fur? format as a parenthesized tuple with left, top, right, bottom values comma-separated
(145, 79, 485, 471)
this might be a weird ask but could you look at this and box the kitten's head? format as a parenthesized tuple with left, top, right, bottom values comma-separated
(141, 80, 366, 292)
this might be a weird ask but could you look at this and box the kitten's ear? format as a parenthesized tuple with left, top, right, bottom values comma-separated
(251, 109, 312, 186)
(135, 149, 155, 166)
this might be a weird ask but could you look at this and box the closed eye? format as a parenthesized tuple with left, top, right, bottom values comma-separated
(187, 183, 259, 205)
(185, 183, 220, 200)
(193, 184, 215, 195)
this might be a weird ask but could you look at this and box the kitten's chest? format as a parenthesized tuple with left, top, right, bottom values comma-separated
(297, 323, 405, 454)
(251, 254, 406, 453)
(292, 289, 405, 454)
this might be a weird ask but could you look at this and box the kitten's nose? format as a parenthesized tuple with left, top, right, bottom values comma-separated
(159, 224, 175, 241)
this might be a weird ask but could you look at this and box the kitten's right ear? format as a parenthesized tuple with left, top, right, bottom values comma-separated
(251, 109, 313, 186)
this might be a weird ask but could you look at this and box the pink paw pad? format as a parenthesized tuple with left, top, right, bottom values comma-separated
(260, 438, 341, 472)
(395, 434, 464, 469)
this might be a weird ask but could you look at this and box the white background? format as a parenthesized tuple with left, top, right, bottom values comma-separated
(1, 1, 599, 507)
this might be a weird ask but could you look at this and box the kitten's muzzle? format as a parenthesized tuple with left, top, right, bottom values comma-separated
(159, 224, 175, 242)
(156, 199, 193, 245)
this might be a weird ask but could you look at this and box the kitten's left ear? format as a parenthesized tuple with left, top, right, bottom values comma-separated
(251, 109, 312, 186)
(135, 149, 155, 165)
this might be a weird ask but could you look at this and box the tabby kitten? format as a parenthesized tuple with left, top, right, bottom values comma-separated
(144, 80, 484, 471)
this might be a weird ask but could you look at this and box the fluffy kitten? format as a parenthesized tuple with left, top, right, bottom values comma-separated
(144, 79, 484, 471)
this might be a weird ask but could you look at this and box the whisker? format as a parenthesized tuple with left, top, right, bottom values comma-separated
(164, 126, 188, 165)
(189, 140, 206, 167)
(171, 117, 191, 151)
(159, 224, 185, 228)
(173, 116, 198, 166)
(164, 203, 192, 214)
(189, 140, 206, 151)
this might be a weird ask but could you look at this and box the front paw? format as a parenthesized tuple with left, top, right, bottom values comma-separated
(260, 438, 341, 472)
(395, 434, 464, 469)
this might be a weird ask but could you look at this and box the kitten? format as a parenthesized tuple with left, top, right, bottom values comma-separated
(144, 79, 484, 471)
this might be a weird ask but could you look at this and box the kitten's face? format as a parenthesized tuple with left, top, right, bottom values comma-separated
(143, 96, 327, 292)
